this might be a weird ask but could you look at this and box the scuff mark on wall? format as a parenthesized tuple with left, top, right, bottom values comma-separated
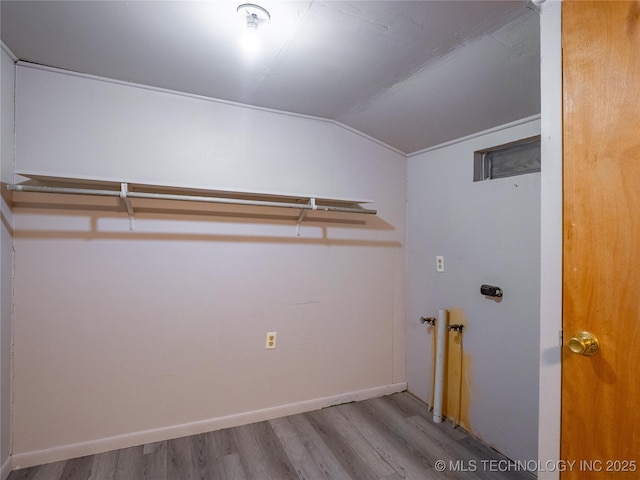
(281, 300, 320, 306)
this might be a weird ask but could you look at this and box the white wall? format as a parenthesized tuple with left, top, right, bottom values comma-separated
(406, 117, 541, 463)
(11, 64, 407, 467)
(0, 46, 16, 479)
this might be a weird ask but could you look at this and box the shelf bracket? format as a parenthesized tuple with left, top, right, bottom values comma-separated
(296, 197, 316, 236)
(120, 183, 135, 231)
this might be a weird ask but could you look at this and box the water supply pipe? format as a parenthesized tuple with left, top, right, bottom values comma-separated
(433, 309, 449, 423)
(447, 324, 465, 428)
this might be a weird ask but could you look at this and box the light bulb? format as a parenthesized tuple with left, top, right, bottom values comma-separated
(242, 26, 260, 52)
(237, 4, 269, 54)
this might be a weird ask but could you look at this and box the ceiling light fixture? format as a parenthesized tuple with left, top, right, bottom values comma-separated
(237, 3, 270, 53)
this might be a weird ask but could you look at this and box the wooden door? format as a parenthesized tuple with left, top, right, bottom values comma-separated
(562, 2, 640, 478)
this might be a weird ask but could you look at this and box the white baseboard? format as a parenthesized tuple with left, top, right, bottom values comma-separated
(1, 456, 12, 480)
(12, 382, 406, 470)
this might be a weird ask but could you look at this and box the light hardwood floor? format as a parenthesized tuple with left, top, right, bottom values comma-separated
(9, 392, 534, 480)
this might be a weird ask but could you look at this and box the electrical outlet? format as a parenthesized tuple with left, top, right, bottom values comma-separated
(266, 332, 277, 349)
(436, 256, 445, 272)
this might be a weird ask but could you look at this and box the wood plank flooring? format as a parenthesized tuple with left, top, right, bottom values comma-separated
(9, 392, 534, 480)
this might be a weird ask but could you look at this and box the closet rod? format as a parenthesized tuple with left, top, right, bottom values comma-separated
(7, 184, 377, 215)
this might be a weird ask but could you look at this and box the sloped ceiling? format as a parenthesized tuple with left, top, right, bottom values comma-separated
(0, 0, 540, 154)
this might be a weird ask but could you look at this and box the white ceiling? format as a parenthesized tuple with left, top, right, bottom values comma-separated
(0, 0, 540, 155)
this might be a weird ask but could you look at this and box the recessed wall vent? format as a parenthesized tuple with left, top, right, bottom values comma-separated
(473, 136, 541, 182)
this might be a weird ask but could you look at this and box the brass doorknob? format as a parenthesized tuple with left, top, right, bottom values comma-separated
(568, 331, 599, 356)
